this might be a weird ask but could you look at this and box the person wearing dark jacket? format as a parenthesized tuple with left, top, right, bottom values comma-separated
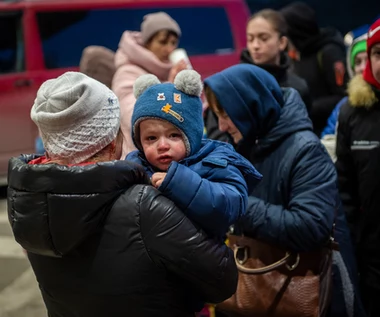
(336, 18, 380, 317)
(204, 64, 366, 317)
(320, 33, 367, 161)
(204, 9, 310, 142)
(280, 2, 349, 136)
(6, 72, 238, 317)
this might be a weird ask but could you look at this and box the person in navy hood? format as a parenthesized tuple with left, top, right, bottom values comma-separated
(204, 64, 366, 317)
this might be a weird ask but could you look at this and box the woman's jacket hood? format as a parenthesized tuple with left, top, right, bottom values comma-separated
(204, 64, 284, 142)
(240, 49, 292, 83)
(348, 75, 379, 108)
(253, 88, 313, 155)
(7, 155, 149, 257)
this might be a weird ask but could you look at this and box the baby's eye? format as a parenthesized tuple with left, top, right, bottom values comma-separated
(146, 136, 156, 141)
(170, 133, 181, 139)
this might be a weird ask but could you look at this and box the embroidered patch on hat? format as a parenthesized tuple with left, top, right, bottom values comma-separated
(108, 96, 116, 105)
(107, 95, 117, 112)
(157, 93, 166, 101)
(162, 103, 184, 122)
(173, 93, 182, 104)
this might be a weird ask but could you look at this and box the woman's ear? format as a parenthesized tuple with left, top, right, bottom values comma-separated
(279, 36, 288, 52)
(114, 130, 123, 159)
(133, 74, 161, 99)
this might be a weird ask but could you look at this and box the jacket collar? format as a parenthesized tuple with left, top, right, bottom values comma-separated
(8, 155, 149, 256)
(240, 49, 290, 83)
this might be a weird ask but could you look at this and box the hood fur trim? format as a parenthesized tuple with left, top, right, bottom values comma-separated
(348, 75, 378, 108)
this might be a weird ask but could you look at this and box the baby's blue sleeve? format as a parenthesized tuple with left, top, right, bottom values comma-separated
(320, 96, 347, 138)
(158, 161, 249, 236)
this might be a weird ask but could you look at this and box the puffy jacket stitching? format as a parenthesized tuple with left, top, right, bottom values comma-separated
(140, 189, 200, 270)
(46, 194, 61, 256)
(138, 185, 157, 265)
(139, 186, 214, 278)
(184, 178, 203, 211)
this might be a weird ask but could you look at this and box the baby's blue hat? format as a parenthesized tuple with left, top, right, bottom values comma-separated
(132, 70, 204, 156)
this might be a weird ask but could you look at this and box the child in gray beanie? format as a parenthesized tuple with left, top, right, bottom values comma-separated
(127, 69, 262, 237)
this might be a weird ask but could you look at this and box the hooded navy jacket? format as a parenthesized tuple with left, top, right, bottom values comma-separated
(204, 64, 365, 317)
(205, 65, 335, 251)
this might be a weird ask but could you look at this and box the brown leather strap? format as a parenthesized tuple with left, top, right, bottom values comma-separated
(234, 246, 300, 274)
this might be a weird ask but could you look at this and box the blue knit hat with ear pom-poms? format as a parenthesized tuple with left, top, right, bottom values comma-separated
(132, 70, 204, 156)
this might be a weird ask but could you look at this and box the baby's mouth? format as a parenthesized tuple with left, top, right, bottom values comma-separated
(157, 155, 172, 164)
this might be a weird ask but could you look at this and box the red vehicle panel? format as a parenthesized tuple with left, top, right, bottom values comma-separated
(0, 0, 249, 183)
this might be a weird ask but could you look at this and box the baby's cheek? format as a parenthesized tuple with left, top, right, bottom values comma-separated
(144, 148, 157, 164)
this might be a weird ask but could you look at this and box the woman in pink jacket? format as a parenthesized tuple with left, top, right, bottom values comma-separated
(112, 12, 187, 158)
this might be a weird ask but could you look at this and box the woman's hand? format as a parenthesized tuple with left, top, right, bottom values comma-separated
(168, 60, 188, 83)
(151, 172, 167, 188)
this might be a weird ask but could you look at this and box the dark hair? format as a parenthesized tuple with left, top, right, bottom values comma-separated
(249, 9, 288, 37)
(204, 85, 226, 116)
(145, 30, 179, 45)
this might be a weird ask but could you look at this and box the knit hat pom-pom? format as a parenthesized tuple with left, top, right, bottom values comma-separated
(133, 74, 161, 99)
(174, 70, 203, 97)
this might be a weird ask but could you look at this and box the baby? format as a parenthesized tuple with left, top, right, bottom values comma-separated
(126, 70, 262, 236)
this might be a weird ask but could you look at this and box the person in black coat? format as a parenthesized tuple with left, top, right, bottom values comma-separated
(6, 72, 238, 317)
(336, 18, 380, 316)
(280, 2, 349, 136)
(205, 9, 310, 142)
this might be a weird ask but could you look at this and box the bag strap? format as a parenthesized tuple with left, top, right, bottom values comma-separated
(234, 246, 300, 274)
(229, 206, 340, 275)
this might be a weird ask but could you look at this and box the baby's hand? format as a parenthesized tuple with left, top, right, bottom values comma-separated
(151, 172, 167, 188)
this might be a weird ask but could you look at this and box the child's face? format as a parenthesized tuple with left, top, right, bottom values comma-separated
(145, 31, 178, 63)
(354, 52, 367, 75)
(370, 44, 380, 84)
(140, 119, 187, 171)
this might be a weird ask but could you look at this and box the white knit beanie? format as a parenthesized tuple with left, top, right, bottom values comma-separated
(31, 72, 120, 164)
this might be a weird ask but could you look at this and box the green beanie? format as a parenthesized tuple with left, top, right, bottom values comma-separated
(350, 40, 367, 69)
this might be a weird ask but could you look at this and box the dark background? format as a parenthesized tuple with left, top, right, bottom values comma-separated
(245, 0, 380, 35)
